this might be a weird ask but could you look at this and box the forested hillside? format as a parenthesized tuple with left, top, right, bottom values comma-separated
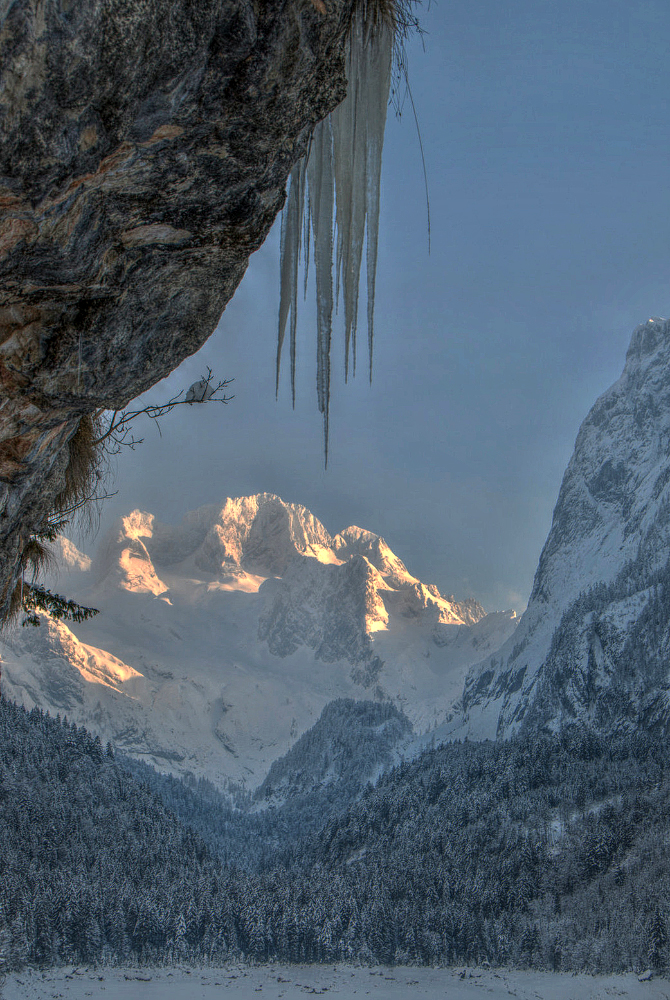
(295, 730, 670, 970)
(119, 699, 412, 868)
(1, 698, 668, 973)
(0, 700, 224, 968)
(255, 699, 412, 805)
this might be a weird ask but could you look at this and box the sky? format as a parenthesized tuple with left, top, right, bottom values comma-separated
(93, 0, 670, 614)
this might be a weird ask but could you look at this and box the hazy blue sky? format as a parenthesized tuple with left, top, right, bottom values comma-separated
(96, 0, 670, 613)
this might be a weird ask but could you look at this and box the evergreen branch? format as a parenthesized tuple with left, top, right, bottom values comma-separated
(21, 584, 99, 628)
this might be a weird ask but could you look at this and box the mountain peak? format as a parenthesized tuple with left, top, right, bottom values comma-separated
(624, 315, 669, 366)
(8, 492, 518, 786)
(332, 525, 417, 587)
(120, 510, 156, 541)
(457, 317, 670, 739)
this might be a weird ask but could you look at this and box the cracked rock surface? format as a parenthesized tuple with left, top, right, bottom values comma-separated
(0, 0, 350, 615)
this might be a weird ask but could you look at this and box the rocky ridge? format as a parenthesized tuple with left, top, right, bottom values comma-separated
(0, 493, 518, 786)
(454, 317, 670, 739)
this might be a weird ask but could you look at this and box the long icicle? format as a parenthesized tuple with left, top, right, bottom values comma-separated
(277, 9, 393, 456)
(276, 163, 296, 397)
(333, 9, 368, 381)
(289, 158, 307, 407)
(331, 22, 358, 375)
(365, 18, 393, 382)
(308, 117, 334, 466)
(277, 158, 306, 406)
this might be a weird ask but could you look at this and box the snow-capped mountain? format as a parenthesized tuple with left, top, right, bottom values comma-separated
(455, 317, 670, 739)
(0, 493, 517, 787)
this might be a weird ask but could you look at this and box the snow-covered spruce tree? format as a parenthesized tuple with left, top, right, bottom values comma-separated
(277, 0, 418, 462)
(647, 907, 668, 972)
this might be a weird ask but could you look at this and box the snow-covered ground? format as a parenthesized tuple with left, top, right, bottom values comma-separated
(3, 965, 668, 1000)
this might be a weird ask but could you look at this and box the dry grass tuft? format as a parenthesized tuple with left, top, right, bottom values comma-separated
(51, 414, 105, 521)
(361, 0, 398, 30)
(2, 416, 102, 628)
(2, 415, 105, 627)
(352, 0, 420, 38)
(20, 537, 55, 581)
(7, 579, 26, 624)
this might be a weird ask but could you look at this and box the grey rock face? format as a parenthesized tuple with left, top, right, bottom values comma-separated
(459, 317, 670, 738)
(258, 553, 386, 674)
(0, 0, 351, 615)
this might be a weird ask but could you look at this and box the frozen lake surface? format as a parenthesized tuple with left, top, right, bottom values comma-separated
(3, 965, 669, 1000)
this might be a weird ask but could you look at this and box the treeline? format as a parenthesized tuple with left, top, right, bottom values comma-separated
(294, 728, 670, 971)
(120, 699, 412, 868)
(1, 698, 669, 973)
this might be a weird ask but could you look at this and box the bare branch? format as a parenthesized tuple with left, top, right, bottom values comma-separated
(46, 491, 119, 525)
(93, 370, 234, 454)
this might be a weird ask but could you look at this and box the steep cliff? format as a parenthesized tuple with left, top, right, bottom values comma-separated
(456, 317, 670, 738)
(0, 0, 355, 616)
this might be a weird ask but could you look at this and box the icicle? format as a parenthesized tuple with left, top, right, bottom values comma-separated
(303, 182, 311, 302)
(276, 158, 306, 407)
(331, 15, 361, 381)
(276, 167, 295, 397)
(332, 13, 392, 384)
(307, 117, 334, 464)
(277, 9, 393, 455)
(331, 19, 358, 324)
(303, 131, 314, 302)
(365, 19, 392, 382)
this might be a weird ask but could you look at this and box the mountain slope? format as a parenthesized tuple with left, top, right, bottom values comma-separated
(119, 699, 414, 868)
(456, 317, 670, 739)
(254, 698, 413, 806)
(0, 699, 226, 969)
(0, 494, 517, 786)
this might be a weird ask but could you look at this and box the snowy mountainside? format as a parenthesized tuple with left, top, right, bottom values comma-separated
(0, 493, 517, 787)
(254, 698, 413, 807)
(455, 318, 670, 739)
(115, 700, 414, 869)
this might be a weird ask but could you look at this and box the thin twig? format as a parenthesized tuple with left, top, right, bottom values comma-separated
(93, 371, 234, 454)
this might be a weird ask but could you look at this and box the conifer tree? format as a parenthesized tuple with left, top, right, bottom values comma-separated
(647, 908, 668, 971)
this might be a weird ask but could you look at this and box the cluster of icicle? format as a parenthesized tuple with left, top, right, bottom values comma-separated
(277, 9, 393, 465)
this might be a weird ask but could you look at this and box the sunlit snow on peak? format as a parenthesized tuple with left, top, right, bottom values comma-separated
(8, 492, 519, 787)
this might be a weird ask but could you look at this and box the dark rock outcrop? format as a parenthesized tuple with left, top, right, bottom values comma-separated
(0, 0, 352, 615)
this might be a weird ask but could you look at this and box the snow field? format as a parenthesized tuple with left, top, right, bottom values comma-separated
(3, 965, 669, 1000)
